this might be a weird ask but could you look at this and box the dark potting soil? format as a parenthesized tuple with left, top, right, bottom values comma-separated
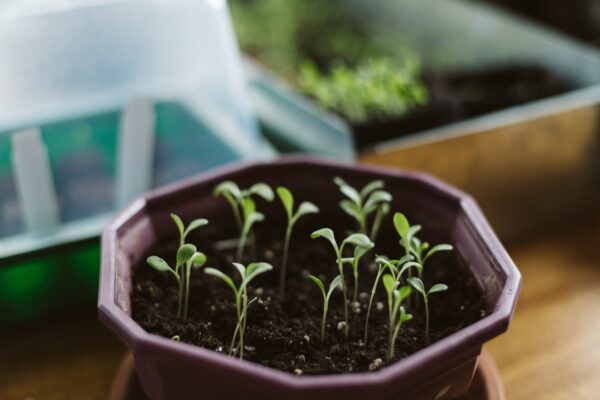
(482, 0, 600, 45)
(131, 221, 488, 376)
(352, 65, 575, 150)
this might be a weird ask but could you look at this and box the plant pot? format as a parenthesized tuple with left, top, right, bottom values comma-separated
(99, 156, 520, 400)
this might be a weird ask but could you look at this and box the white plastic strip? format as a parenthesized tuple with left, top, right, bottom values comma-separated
(115, 97, 156, 208)
(11, 128, 60, 232)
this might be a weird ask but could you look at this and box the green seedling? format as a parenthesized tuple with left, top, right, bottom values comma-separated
(276, 186, 319, 296)
(298, 57, 428, 125)
(205, 262, 273, 360)
(147, 244, 207, 321)
(382, 274, 412, 362)
(363, 254, 413, 344)
(214, 181, 274, 260)
(170, 213, 209, 247)
(408, 277, 448, 340)
(308, 274, 343, 341)
(409, 237, 453, 281)
(341, 240, 375, 304)
(311, 229, 372, 337)
(334, 177, 392, 239)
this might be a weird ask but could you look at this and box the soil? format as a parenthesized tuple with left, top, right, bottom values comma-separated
(353, 65, 575, 150)
(483, 0, 600, 45)
(131, 220, 488, 376)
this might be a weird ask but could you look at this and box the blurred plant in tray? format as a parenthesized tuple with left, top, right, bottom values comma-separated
(298, 58, 427, 124)
(229, 0, 428, 124)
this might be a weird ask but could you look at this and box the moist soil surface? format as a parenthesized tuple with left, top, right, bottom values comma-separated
(132, 223, 488, 375)
(353, 65, 575, 150)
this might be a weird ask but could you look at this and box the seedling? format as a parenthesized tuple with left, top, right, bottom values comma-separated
(382, 274, 412, 361)
(311, 228, 372, 337)
(410, 237, 453, 281)
(363, 254, 414, 344)
(308, 274, 343, 341)
(214, 181, 274, 260)
(147, 243, 207, 321)
(170, 213, 209, 247)
(276, 186, 319, 296)
(408, 277, 448, 340)
(341, 240, 375, 303)
(334, 177, 392, 239)
(204, 262, 273, 359)
(298, 57, 428, 125)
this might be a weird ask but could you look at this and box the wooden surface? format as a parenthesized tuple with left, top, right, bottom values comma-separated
(487, 216, 600, 399)
(1, 219, 600, 399)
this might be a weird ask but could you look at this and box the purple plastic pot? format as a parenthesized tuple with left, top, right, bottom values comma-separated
(99, 156, 521, 400)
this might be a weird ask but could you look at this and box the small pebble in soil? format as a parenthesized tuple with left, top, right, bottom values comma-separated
(294, 369, 303, 376)
(358, 292, 369, 303)
(369, 358, 383, 371)
(255, 287, 264, 296)
(337, 321, 347, 331)
(303, 335, 310, 343)
(216, 346, 223, 352)
(171, 335, 180, 341)
(244, 346, 256, 352)
(480, 309, 487, 317)
(352, 301, 361, 314)
(263, 249, 275, 260)
(376, 301, 384, 311)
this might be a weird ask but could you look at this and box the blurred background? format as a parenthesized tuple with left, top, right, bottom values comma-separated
(0, 0, 599, 399)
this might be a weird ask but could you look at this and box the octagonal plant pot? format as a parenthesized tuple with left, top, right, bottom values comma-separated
(99, 156, 521, 400)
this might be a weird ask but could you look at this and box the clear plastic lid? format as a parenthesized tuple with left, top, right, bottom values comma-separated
(0, 0, 270, 258)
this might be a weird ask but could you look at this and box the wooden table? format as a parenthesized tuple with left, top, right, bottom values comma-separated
(2, 219, 599, 399)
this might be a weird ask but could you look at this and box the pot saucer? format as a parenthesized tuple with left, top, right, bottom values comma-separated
(109, 350, 505, 400)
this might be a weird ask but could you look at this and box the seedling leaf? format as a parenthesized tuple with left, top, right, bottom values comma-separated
(184, 218, 209, 239)
(214, 181, 241, 199)
(429, 284, 448, 294)
(248, 183, 274, 201)
(360, 180, 384, 199)
(276, 186, 294, 218)
(205, 267, 237, 294)
(394, 212, 410, 238)
(147, 256, 171, 272)
(176, 244, 197, 267)
(170, 214, 185, 238)
(407, 277, 426, 295)
(382, 274, 396, 296)
(192, 252, 207, 269)
(309, 275, 326, 297)
(293, 202, 319, 223)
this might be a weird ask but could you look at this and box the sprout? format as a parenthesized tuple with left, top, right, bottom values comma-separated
(410, 237, 453, 282)
(311, 228, 372, 337)
(341, 240, 375, 304)
(147, 244, 207, 321)
(276, 186, 319, 296)
(214, 181, 274, 260)
(382, 274, 412, 362)
(308, 274, 343, 342)
(408, 277, 448, 340)
(363, 254, 412, 345)
(170, 213, 209, 247)
(334, 177, 392, 239)
(204, 262, 273, 359)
